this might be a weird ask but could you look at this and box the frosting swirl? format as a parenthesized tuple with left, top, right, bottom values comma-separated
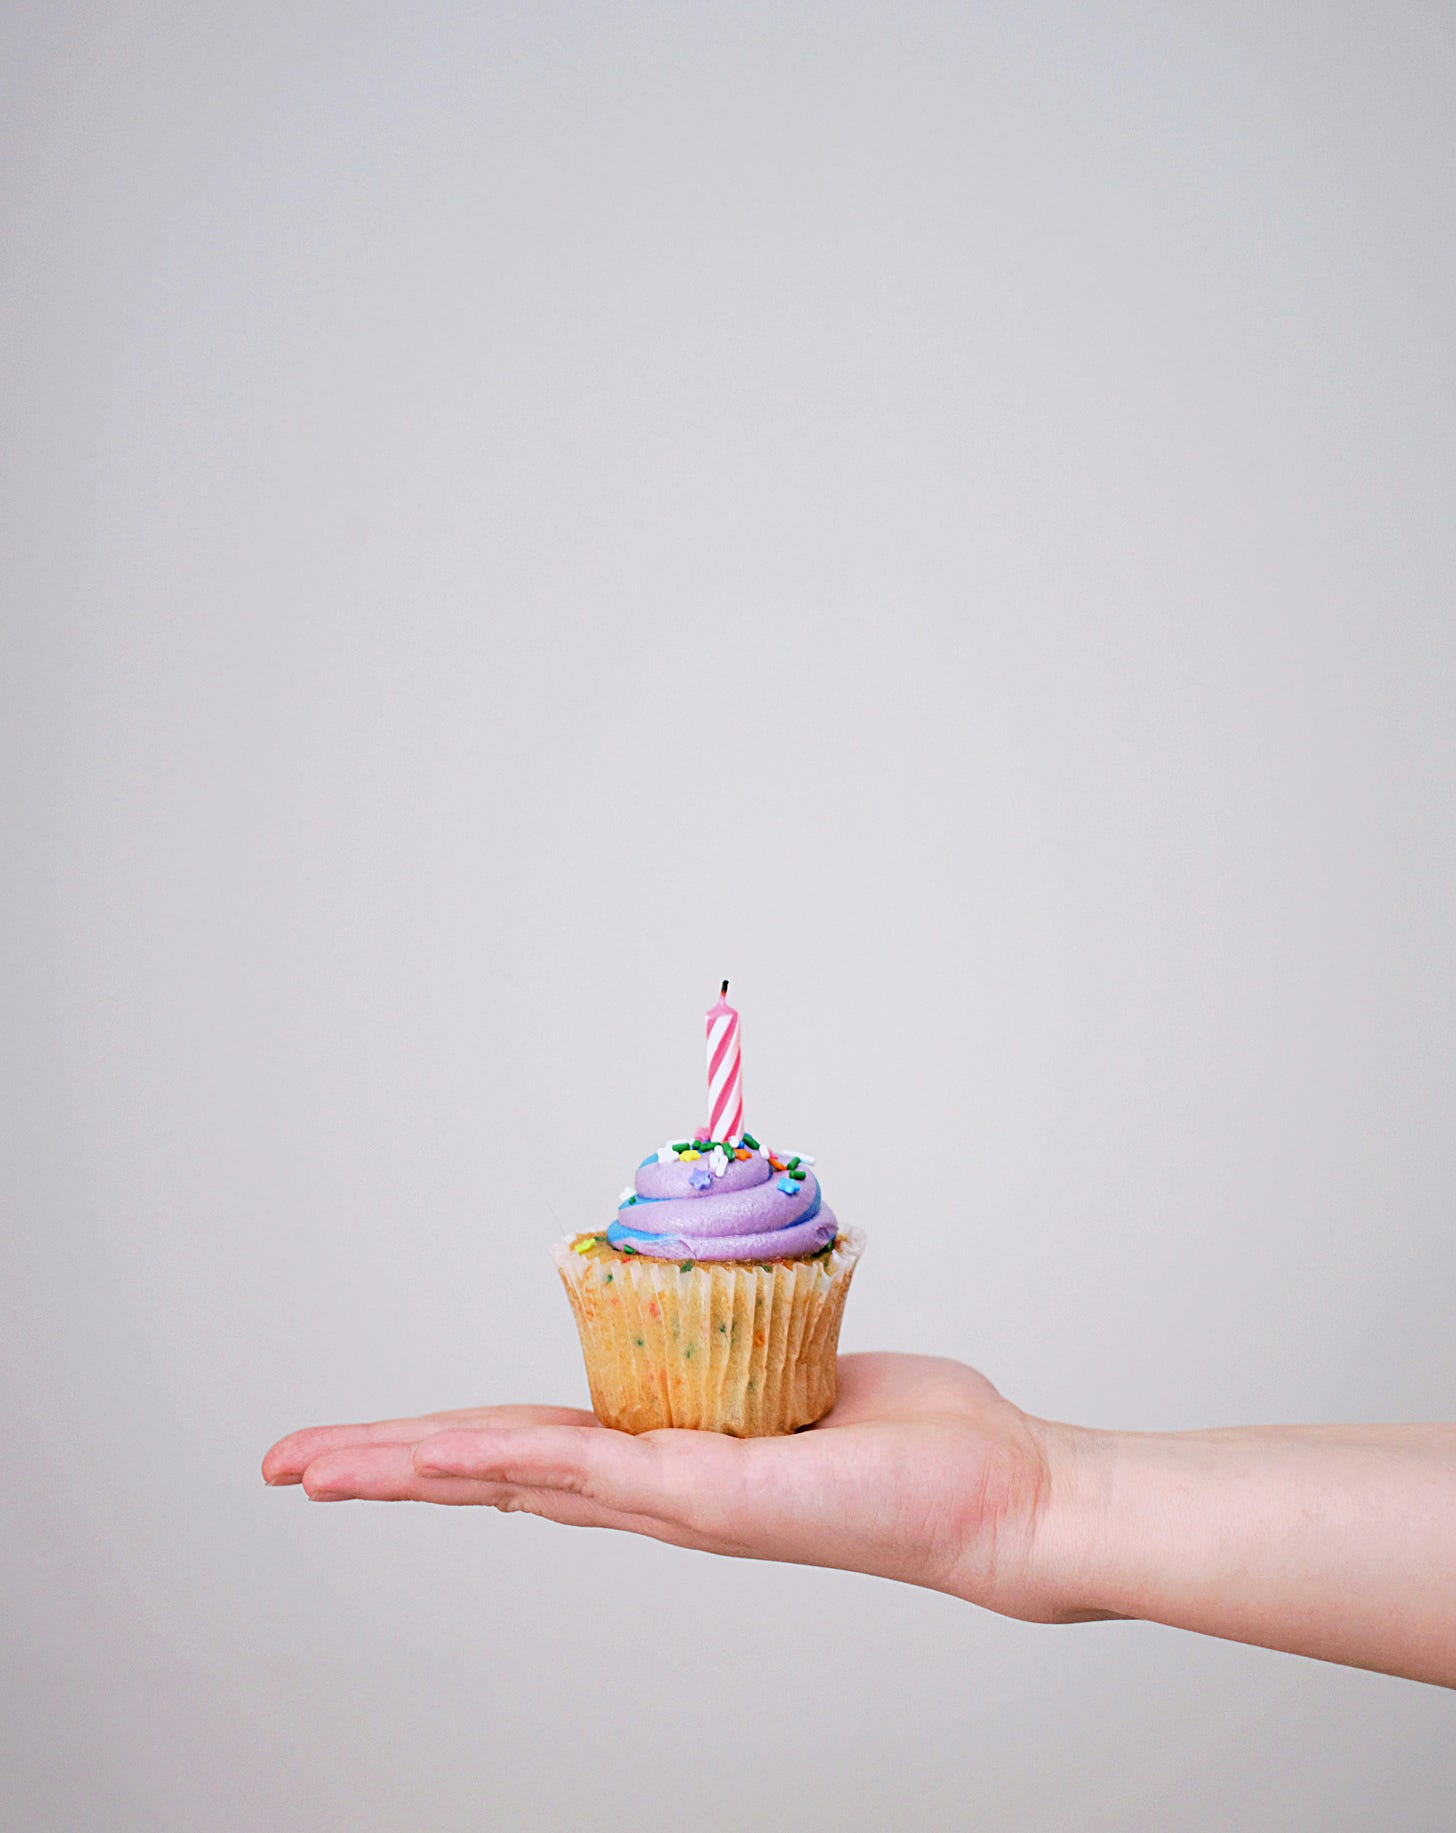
(606, 1143, 838, 1262)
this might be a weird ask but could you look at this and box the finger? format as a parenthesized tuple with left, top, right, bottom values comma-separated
(301, 1444, 706, 1547)
(303, 1446, 498, 1505)
(263, 1405, 595, 1485)
(413, 1422, 757, 1532)
(480, 1486, 707, 1549)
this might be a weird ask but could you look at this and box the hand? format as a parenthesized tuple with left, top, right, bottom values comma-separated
(262, 1359, 1456, 1683)
(262, 1352, 1076, 1621)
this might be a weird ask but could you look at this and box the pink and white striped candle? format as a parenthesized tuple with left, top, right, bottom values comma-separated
(705, 980, 744, 1142)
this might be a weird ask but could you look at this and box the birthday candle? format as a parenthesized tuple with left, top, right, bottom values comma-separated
(705, 979, 744, 1142)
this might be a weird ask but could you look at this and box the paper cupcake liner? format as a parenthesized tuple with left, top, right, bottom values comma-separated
(553, 1229, 864, 1436)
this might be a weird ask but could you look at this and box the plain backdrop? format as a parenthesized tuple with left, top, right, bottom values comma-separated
(3, 3, 1454, 1828)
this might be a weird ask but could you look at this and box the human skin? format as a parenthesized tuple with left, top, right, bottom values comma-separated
(262, 1352, 1456, 1688)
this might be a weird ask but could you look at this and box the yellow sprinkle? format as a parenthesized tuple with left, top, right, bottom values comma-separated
(573, 1235, 598, 1254)
(680, 1149, 701, 1160)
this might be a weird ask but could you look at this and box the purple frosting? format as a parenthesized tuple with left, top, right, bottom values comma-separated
(607, 1148, 838, 1262)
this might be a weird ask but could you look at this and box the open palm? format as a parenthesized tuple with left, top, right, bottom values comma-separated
(263, 1354, 1068, 1620)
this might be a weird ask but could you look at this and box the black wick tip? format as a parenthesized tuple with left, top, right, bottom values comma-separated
(721, 979, 729, 996)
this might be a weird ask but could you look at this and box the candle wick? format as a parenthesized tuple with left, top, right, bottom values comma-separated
(721, 979, 729, 996)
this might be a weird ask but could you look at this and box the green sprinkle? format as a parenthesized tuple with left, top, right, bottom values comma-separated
(684, 1344, 694, 1359)
(604, 1272, 614, 1283)
(786, 1156, 801, 1171)
(622, 1243, 638, 1255)
(741, 1132, 759, 1150)
(634, 1336, 645, 1347)
(790, 1167, 807, 1182)
(679, 1260, 695, 1273)
(672, 1142, 689, 1153)
(718, 1322, 727, 1334)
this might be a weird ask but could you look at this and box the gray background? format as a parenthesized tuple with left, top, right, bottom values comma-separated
(3, 2, 1454, 1827)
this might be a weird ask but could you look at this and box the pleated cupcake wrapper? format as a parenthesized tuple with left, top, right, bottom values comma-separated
(553, 1229, 864, 1437)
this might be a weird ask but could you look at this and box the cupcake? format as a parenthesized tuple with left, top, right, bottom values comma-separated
(553, 985, 864, 1436)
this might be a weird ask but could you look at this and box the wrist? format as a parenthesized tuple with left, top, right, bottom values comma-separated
(1007, 1412, 1456, 1685)
(1020, 1417, 1133, 1623)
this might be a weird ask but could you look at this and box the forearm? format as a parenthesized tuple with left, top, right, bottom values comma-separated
(1034, 1420, 1456, 1686)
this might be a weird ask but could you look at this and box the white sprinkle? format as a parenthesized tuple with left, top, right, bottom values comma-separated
(617, 1186, 635, 1206)
(657, 1146, 678, 1163)
(709, 1147, 729, 1178)
(790, 1153, 816, 1166)
(757, 1144, 771, 1159)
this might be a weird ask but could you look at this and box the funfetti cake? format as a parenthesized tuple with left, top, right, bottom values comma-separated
(553, 984, 864, 1436)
